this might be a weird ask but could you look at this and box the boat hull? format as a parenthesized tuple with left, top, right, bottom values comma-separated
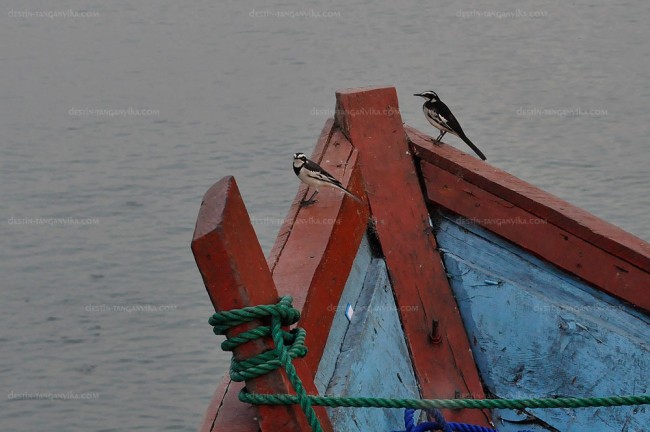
(192, 86, 650, 432)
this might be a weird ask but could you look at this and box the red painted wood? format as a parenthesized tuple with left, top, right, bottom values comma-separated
(271, 127, 369, 374)
(205, 121, 338, 432)
(205, 120, 368, 431)
(407, 127, 650, 273)
(420, 161, 650, 313)
(198, 378, 258, 432)
(335, 87, 491, 426)
(267, 118, 338, 271)
(191, 176, 332, 432)
(198, 377, 228, 432)
(209, 381, 259, 432)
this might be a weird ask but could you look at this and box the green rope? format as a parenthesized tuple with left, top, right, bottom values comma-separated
(210, 296, 650, 430)
(209, 296, 323, 432)
(239, 390, 650, 410)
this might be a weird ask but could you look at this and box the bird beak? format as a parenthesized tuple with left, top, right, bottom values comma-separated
(413, 93, 421, 97)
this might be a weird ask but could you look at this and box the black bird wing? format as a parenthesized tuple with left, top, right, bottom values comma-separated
(304, 160, 345, 188)
(434, 101, 487, 160)
(423, 102, 452, 132)
(433, 101, 466, 136)
(303, 159, 362, 202)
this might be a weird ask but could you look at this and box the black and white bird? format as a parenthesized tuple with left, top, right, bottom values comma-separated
(292, 153, 361, 206)
(414, 91, 486, 160)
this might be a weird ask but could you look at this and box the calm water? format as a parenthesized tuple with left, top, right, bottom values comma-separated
(1, 1, 648, 431)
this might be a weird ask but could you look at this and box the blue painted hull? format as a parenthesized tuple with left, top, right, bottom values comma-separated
(195, 87, 650, 432)
(434, 210, 649, 431)
(316, 236, 420, 430)
(313, 216, 649, 431)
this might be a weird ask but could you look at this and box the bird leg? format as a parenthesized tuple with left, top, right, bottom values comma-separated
(435, 131, 446, 142)
(300, 190, 319, 206)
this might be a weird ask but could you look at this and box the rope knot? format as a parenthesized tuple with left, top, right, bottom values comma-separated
(208, 296, 324, 432)
(208, 296, 308, 382)
(209, 296, 650, 432)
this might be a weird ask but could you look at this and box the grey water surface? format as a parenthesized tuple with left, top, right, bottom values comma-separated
(1, 1, 648, 431)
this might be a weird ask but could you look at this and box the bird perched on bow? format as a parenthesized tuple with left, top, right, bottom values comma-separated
(414, 91, 486, 160)
(292, 153, 362, 206)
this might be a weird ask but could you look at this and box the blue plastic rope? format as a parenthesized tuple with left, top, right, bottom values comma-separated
(393, 409, 533, 432)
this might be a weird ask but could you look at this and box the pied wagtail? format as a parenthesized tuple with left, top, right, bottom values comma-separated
(293, 153, 361, 206)
(414, 91, 486, 160)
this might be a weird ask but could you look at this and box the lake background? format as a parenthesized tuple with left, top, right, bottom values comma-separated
(1, 1, 648, 431)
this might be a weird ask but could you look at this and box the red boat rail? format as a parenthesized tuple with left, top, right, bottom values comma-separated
(408, 128, 650, 314)
(191, 176, 334, 432)
(191, 86, 650, 431)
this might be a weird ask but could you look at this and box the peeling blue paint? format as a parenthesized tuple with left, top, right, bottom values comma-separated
(314, 235, 372, 395)
(433, 211, 650, 432)
(315, 236, 420, 430)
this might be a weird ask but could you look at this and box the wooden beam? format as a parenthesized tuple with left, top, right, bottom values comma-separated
(334, 86, 491, 426)
(191, 176, 332, 432)
(197, 376, 227, 432)
(265, 117, 370, 379)
(420, 161, 650, 313)
(199, 379, 257, 432)
(201, 120, 340, 432)
(268, 118, 338, 270)
(270, 127, 369, 374)
(407, 127, 650, 273)
(196, 119, 366, 432)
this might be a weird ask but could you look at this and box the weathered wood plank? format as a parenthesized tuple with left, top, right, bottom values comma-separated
(270, 126, 369, 374)
(204, 120, 339, 432)
(335, 86, 490, 426)
(434, 211, 650, 431)
(408, 127, 650, 273)
(202, 122, 367, 432)
(267, 118, 337, 271)
(191, 176, 332, 432)
(420, 161, 650, 314)
(325, 258, 421, 430)
(197, 376, 228, 432)
(203, 380, 258, 432)
(314, 235, 373, 395)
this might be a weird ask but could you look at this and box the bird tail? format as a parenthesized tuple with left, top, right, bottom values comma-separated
(341, 187, 363, 204)
(459, 133, 487, 160)
(331, 182, 363, 203)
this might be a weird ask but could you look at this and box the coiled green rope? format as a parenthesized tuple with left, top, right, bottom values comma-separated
(209, 296, 650, 431)
(209, 296, 323, 432)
